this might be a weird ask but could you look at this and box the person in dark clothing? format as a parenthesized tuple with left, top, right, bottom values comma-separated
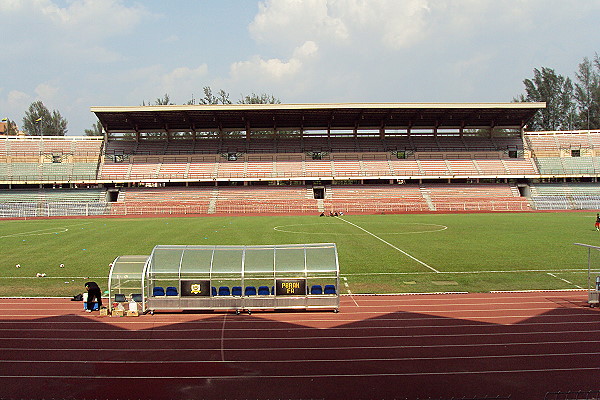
(84, 281, 103, 312)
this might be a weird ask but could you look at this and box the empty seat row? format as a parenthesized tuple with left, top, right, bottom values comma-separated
(311, 285, 337, 295)
(152, 286, 178, 296)
(152, 285, 337, 297)
(215, 286, 268, 296)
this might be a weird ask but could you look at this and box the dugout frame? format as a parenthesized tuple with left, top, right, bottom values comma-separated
(108, 243, 340, 314)
(107, 255, 149, 311)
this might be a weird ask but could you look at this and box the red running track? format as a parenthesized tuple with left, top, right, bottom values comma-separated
(0, 291, 598, 400)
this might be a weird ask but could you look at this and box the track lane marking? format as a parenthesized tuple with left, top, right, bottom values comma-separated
(1, 351, 599, 363)
(2, 339, 598, 352)
(0, 366, 598, 379)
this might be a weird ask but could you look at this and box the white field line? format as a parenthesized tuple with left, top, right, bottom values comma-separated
(338, 217, 440, 273)
(342, 269, 592, 276)
(342, 277, 359, 307)
(547, 272, 583, 289)
(0, 221, 94, 239)
(0, 277, 106, 280)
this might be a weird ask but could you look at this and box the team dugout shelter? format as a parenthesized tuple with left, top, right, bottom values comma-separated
(108, 243, 340, 314)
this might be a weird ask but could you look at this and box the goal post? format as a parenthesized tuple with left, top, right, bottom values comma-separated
(574, 243, 600, 307)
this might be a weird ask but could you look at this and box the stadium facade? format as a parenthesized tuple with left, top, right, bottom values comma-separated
(2, 102, 600, 218)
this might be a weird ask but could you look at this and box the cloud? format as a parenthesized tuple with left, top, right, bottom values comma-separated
(161, 65, 210, 94)
(17, 0, 146, 38)
(230, 41, 318, 86)
(1, 0, 150, 62)
(106, 64, 210, 106)
(250, 0, 348, 45)
(34, 83, 60, 101)
(250, 0, 431, 50)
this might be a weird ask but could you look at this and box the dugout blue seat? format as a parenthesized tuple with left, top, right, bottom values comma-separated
(218, 286, 230, 296)
(231, 286, 242, 296)
(245, 286, 257, 296)
(153, 286, 165, 296)
(324, 285, 336, 295)
(211, 287, 217, 296)
(310, 285, 323, 295)
(258, 286, 270, 296)
(166, 286, 178, 296)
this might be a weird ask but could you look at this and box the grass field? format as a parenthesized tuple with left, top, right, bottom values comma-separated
(1, 212, 600, 297)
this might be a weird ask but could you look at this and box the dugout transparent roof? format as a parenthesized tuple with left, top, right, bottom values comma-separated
(110, 255, 149, 277)
(145, 244, 339, 276)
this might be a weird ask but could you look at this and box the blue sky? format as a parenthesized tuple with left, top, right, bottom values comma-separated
(1, 0, 599, 135)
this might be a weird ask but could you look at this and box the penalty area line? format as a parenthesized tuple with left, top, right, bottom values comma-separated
(338, 217, 440, 273)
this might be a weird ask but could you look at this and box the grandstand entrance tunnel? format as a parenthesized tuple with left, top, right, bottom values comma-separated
(313, 187, 325, 199)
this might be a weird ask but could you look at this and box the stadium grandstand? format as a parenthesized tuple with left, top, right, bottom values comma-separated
(3, 101, 600, 218)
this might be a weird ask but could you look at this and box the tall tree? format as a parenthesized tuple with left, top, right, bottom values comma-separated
(516, 67, 576, 131)
(47, 110, 68, 136)
(142, 93, 174, 106)
(85, 121, 104, 136)
(199, 87, 231, 105)
(238, 93, 281, 104)
(1, 118, 19, 135)
(574, 56, 600, 129)
(154, 93, 173, 106)
(22, 101, 68, 136)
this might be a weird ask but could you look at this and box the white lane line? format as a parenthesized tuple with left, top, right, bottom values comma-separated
(547, 273, 583, 289)
(220, 313, 227, 362)
(0, 305, 591, 318)
(2, 339, 597, 352)
(2, 351, 599, 363)
(0, 366, 598, 379)
(1, 319, 598, 333)
(4, 329, 600, 341)
(338, 217, 440, 273)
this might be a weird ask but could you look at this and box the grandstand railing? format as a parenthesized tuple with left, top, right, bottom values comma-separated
(0, 174, 99, 183)
(0, 199, 532, 218)
(432, 201, 531, 212)
(0, 202, 109, 218)
(96, 167, 541, 181)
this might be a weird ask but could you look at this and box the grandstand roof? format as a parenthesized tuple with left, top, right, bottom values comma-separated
(91, 102, 545, 134)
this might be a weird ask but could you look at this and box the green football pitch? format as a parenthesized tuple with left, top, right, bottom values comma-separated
(1, 212, 599, 297)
